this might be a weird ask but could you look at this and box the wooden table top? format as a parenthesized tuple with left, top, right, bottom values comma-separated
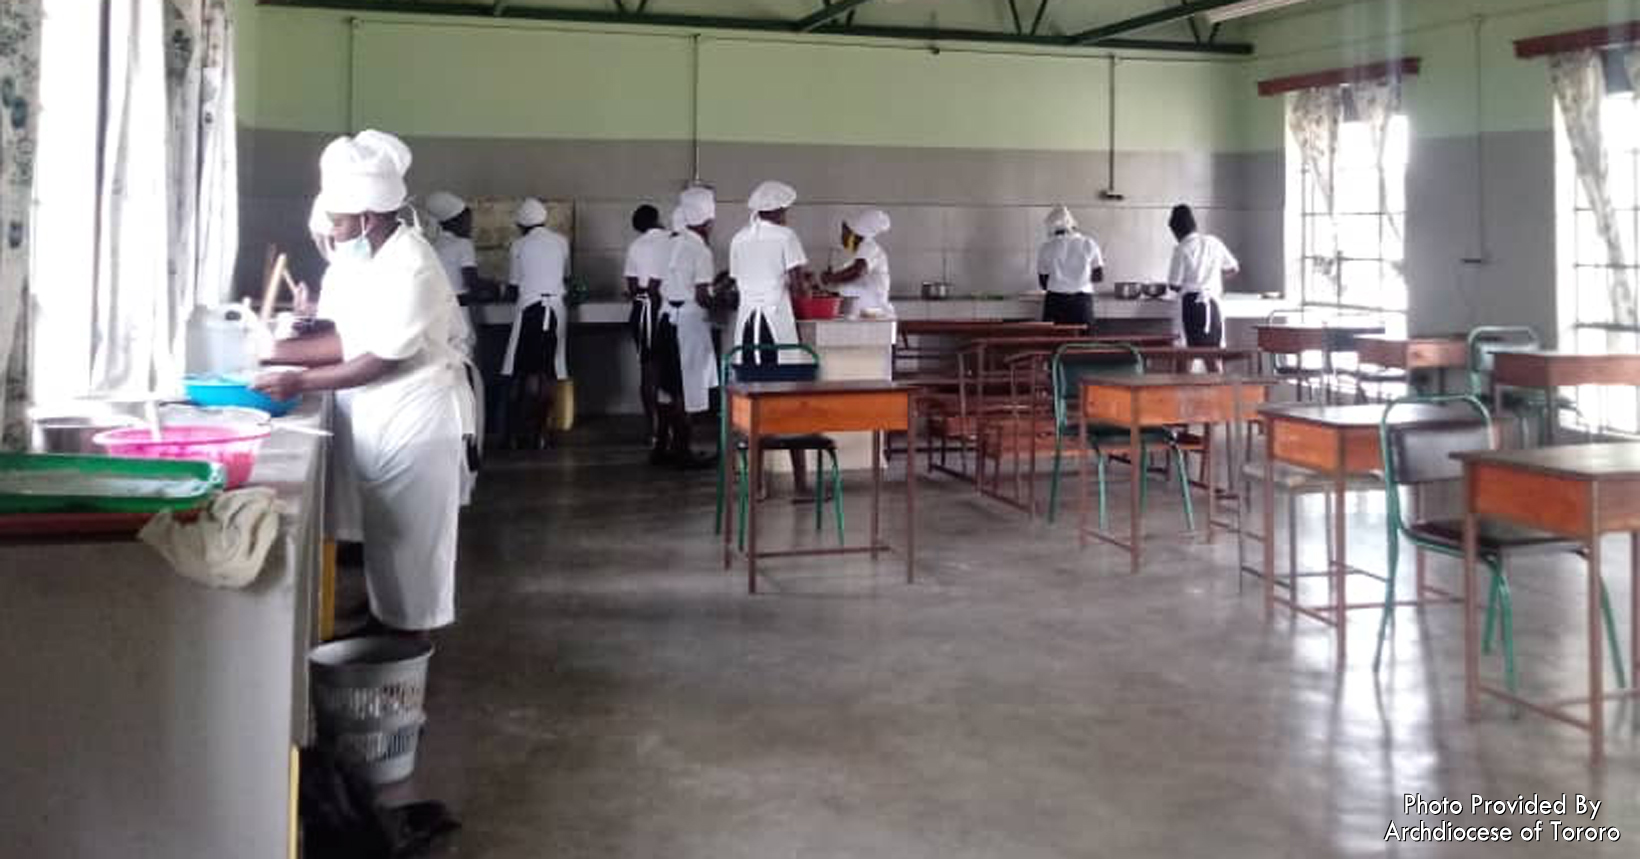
(1453, 443, 1640, 480)
(1353, 333, 1467, 345)
(1257, 401, 1484, 428)
(1083, 373, 1280, 389)
(1253, 321, 1386, 334)
(728, 380, 915, 397)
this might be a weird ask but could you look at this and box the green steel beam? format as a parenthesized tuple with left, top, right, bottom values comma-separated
(259, 1, 1254, 54)
(1071, 0, 1246, 44)
(795, 0, 878, 32)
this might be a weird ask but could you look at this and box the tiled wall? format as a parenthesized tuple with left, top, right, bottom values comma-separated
(238, 130, 1282, 301)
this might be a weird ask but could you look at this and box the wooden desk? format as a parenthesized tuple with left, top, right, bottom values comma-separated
(1455, 443, 1640, 764)
(1079, 374, 1272, 574)
(1354, 334, 1469, 371)
(1258, 402, 1487, 667)
(1255, 322, 1386, 402)
(725, 381, 917, 594)
(1490, 351, 1640, 442)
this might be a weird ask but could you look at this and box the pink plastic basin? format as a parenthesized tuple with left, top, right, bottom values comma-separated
(93, 424, 272, 489)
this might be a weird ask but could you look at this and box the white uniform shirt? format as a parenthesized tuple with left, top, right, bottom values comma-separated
(1037, 231, 1104, 294)
(508, 226, 571, 304)
(1168, 232, 1239, 299)
(624, 228, 673, 290)
(730, 220, 807, 307)
(842, 238, 892, 315)
(335, 227, 463, 396)
(661, 229, 714, 304)
(432, 233, 476, 296)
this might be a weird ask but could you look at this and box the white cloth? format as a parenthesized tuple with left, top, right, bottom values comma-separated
(729, 219, 806, 364)
(502, 225, 571, 377)
(425, 190, 465, 222)
(318, 130, 411, 214)
(661, 229, 719, 413)
(1167, 232, 1239, 299)
(432, 232, 476, 296)
(846, 208, 891, 238)
(747, 180, 797, 212)
(515, 196, 547, 227)
(308, 196, 330, 238)
(139, 487, 282, 589)
(329, 225, 465, 630)
(680, 186, 716, 225)
(1045, 205, 1077, 232)
(1037, 232, 1104, 294)
(838, 237, 894, 318)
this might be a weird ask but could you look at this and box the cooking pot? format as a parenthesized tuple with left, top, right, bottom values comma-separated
(1141, 282, 1170, 299)
(920, 281, 952, 301)
(30, 414, 144, 454)
(1112, 281, 1142, 300)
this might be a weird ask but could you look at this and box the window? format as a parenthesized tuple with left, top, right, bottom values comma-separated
(1556, 55, 1640, 435)
(1285, 90, 1409, 329)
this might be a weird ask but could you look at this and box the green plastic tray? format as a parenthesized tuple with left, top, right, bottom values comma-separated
(0, 453, 225, 514)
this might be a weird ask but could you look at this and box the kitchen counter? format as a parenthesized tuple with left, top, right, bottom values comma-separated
(0, 397, 330, 858)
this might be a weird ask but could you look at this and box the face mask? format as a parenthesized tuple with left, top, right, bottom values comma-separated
(332, 233, 373, 265)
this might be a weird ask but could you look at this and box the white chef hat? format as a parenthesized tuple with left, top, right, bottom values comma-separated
(846, 209, 891, 239)
(670, 206, 687, 232)
(307, 197, 330, 236)
(317, 129, 412, 215)
(679, 187, 716, 227)
(1045, 205, 1077, 232)
(747, 180, 797, 212)
(425, 190, 466, 222)
(515, 197, 548, 228)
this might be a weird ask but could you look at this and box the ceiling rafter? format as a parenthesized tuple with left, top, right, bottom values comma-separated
(795, 0, 878, 33)
(259, 1, 1253, 55)
(1071, 0, 1246, 45)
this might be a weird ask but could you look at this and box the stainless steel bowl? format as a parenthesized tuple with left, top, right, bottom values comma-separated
(1112, 281, 1142, 300)
(920, 281, 952, 301)
(30, 415, 142, 454)
(1141, 282, 1169, 299)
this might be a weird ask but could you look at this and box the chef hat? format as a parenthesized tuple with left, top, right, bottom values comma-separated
(846, 209, 891, 239)
(425, 190, 466, 222)
(317, 129, 412, 215)
(1045, 205, 1077, 232)
(670, 206, 688, 232)
(679, 186, 716, 227)
(307, 197, 330, 236)
(515, 197, 548, 228)
(747, 180, 797, 212)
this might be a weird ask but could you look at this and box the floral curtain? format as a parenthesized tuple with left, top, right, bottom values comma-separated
(1287, 86, 1343, 298)
(1550, 49, 1634, 341)
(0, 1, 40, 449)
(1352, 78, 1403, 247)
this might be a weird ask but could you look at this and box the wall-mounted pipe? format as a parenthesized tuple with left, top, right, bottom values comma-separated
(1100, 55, 1124, 200)
(691, 33, 701, 184)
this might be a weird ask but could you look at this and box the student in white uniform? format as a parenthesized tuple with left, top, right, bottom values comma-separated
(652, 188, 720, 468)
(255, 130, 466, 635)
(729, 179, 815, 492)
(1166, 203, 1239, 348)
(821, 209, 894, 319)
(1036, 205, 1104, 331)
(623, 204, 671, 455)
(729, 180, 808, 367)
(501, 197, 571, 449)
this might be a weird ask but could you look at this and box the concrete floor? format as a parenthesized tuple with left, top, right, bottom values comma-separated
(402, 423, 1640, 857)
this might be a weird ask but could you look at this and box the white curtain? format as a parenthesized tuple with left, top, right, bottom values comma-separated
(90, 0, 238, 395)
(1550, 49, 1635, 340)
(1287, 86, 1343, 299)
(0, 1, 41, 448)
(1351, 78, 1403, 247)
(93, 0, 172, 394)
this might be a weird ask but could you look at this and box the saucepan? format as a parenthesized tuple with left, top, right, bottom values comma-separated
(921, 281, 951, 301)
(1112, 281, 1142, 300)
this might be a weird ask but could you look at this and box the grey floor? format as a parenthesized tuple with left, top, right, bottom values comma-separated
(396, 423, 1640, 857)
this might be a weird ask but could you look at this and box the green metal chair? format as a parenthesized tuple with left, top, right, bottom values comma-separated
(713, 342, 845, 552)
(1045, 343, 1196, 531)
(1466, 325, 1579, 445)
(1371, 394, 1626, 694)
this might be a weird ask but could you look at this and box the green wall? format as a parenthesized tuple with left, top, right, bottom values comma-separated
(235, 6, 1242, 153)
(1237, 0, 1640, 150)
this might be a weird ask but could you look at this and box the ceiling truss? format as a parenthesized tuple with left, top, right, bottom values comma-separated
(262, 1, 1254, 55)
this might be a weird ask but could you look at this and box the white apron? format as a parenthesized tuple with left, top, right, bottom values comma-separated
(351, 364, 465, 630)
(500, 294, 568, 378)
(661, 300, 720, 413)
(733, 286, 799, 365)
